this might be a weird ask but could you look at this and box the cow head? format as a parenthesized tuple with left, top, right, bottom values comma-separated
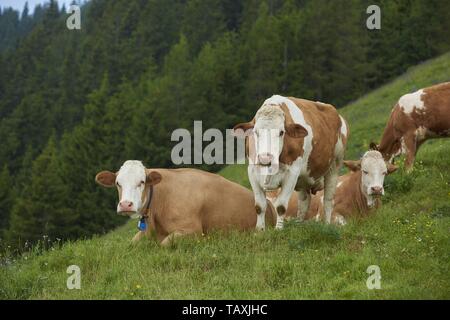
(370, 138, 402, 164)
(95, 160, 162, 217)
(233, 104, 307, 170)
(344, 150, 398, 197)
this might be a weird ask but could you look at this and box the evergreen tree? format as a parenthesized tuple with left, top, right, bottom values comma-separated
(7, 136, 77, 247)
(0, 165, 14, 237)
(243, 2, 282, 106)
(57, 75, 125, 237)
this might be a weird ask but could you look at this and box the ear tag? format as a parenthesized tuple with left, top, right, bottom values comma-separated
(138, 217, 147, 231)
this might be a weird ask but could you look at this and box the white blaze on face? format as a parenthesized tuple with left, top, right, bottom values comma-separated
(360, 151, 388, 197)
(253, 104, 285, 168)
(115, 160, 147, 214)
(399, 89, 425, 114)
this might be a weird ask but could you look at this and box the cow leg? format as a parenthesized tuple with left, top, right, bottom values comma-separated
(297, 189, 311, 221)
(403, 133, 417, 172)
(131, 231, 146, 244)
(254, 187, 268, 231)
(248, 167, 268, 231)
(273, 172, 300, 229)
(323, 168, 338, 224)
(160, 231, 185, 247)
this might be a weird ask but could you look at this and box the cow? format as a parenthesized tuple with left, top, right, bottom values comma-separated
(95, 160, 276, 246)
(233, 95, 348, 230)
(269, 150, 398, 225)
(372, 82, 450, 172)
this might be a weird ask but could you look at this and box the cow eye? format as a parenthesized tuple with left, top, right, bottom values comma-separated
(279, 130, 284, 137)
(140, 180, 145, 185)
(363, 170, 368, 175)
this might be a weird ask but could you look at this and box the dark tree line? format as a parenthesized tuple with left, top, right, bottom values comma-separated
(0, 0, 449, 249)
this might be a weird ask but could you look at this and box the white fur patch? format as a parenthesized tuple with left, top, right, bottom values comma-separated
(264, 95, 314, 172)
(339, 115, 348, 137)
(360, 151, 387, 199)
(334, 215, 347, 226)
(116, 160, 147, 214)
(399, 89, 425, 114)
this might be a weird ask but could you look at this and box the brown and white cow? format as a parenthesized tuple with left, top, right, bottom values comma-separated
(269, 151, 398, 225)
(372, 82, 450, 171)
(95, 160, 276, 245)
(233, 95, 348, 229)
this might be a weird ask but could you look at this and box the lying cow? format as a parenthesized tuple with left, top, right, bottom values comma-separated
(95, 160, 276, 245)
(372, 82, 450, 171)
(269, 151, 398, 225)
(233, 95, 348, 229)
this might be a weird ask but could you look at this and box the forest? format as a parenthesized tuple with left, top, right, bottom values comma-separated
(0, 0, 449, 250)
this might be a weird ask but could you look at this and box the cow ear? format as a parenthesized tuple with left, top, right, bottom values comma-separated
(232, 122, 254, 137)
(343, 160, 361, 172)
(369, 142, 379, 151)
(95, 171, 116, 188)
(146, 171, 162, 185)
(285, 124, 308, 138)
(387, 163, 398, 174)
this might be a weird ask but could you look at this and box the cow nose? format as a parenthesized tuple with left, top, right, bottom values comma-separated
(258, 153, 273, 165)
(371, 186, 383, 195)
(119, 200, 133, 211)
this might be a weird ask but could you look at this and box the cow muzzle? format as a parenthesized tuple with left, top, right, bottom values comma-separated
(370, 186, 384, 196)
(118, 200, 136, 214)
(257, 153, 274, 166)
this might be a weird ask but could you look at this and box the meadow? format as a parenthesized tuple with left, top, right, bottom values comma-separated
(0, 53, 449, 299)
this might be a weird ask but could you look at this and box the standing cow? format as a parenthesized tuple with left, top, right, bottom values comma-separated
(233, 95, 348, 229)
(372, 82, 450, 171)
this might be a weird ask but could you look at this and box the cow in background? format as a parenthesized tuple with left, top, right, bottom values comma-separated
(372, 82, 450, 171)
(269, 151, 398, 225)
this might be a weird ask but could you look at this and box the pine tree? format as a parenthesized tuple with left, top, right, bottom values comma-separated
(58, 75, 125, 237)
(181, 0, 226, 54)
(242, 2, 282, 106)
(0, 165, 14, 238)
(7, 136, 77, 247)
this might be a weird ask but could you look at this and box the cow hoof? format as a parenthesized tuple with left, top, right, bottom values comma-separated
(275, 222, 284, 230)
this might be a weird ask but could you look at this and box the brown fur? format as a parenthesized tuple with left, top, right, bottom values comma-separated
(100, 168, 277, 245)
(289, 98, 343, 181)
(276, 171, 381, 224)
(238, 97, 347, 192)
(377, 82, 450, 170)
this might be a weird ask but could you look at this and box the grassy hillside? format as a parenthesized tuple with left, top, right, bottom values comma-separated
(1, 54, 449, 299)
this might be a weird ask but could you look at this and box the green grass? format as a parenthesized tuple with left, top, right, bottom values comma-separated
(1, 53, 450, 299)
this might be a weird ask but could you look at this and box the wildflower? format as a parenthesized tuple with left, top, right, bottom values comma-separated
(136, 284, 141, 289)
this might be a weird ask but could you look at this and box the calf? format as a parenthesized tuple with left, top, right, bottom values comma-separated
(233, 95, 348, 229)
(95, 161, 276, 245)
(372, 82, 450, 171)
(270, 151, 398, 225)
